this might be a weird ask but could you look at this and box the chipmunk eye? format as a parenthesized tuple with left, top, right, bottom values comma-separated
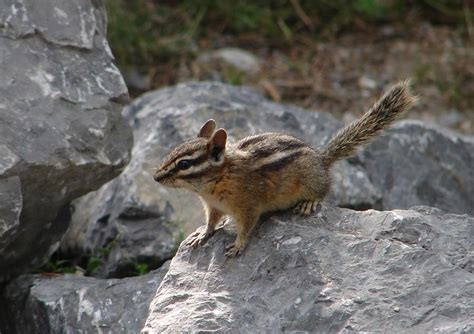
(177, 160, 192, 170)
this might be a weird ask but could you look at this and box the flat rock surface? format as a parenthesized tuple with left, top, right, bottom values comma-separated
(62, 82, 474, 278)
(0, 262, 169, 334)
(0, 0, 133, 282)
(144, 206, 474, 333)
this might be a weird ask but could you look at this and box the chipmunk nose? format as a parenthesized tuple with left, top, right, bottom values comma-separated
(153, 170, 166, 182)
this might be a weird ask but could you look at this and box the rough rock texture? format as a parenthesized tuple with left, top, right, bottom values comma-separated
(144, 206, 474, 333)
(0, 177, 22, 252)
(0, 262, 169, 334)
(0, 0, 133, 282)
(361, 122, 474, 213)
(61, 81, 474, 278)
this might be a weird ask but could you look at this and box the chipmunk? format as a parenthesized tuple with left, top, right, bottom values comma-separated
(153, 81, 416, 257)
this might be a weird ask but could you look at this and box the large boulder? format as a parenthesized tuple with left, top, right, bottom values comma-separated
(143, 206, 474, 333)
(0, 0, 133, 282)
(0, 262, 169, 333)
(61, 82, 474, 278)
(360, 122, 474, 212)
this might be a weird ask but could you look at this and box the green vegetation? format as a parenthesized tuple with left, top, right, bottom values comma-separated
(39, 231, 179, 278)
(173, 227, 186, 251)
(104, 0, 472, 77)
(39, 239, 115, 276)
(85, 255, 103, 275)
(133, 262, 150, 276)
(41, 259, 77, 274)
(222, 67, 245, 85)
(413, 61, 433, 83)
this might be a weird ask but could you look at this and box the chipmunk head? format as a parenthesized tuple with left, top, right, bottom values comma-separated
(153, 119, 227, 192)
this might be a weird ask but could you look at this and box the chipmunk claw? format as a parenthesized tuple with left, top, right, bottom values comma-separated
(186, 230, 215, 248)
(224, 243, 242, 257)
(294, 201, 320, 216)
(314, 202, 322, 214)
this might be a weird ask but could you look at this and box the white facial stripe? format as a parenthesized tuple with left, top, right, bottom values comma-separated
(178, 150, 205, 162)
(190, 150, 205, 159)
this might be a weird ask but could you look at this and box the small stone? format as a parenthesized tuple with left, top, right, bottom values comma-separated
(123, 68, 151, 92)
(198, 48, 262, 74)
(358, 76, 377, 90)
(436, 109, 463, 128)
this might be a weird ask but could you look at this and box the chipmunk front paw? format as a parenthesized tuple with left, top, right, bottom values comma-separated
(186, 229, 215, 248)
(224, 243, 242, 257)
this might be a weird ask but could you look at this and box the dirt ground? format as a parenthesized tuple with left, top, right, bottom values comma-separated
(144, 22, 473, 134)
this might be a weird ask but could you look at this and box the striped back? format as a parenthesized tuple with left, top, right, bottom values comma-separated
(238, 133, 310, 172)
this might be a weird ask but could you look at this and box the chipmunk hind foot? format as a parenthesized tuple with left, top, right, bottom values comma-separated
(224, 243, 242, 257)
(294, 201, 322, 216)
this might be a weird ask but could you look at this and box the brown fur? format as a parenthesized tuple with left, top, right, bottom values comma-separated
(154, 81, 416, 256)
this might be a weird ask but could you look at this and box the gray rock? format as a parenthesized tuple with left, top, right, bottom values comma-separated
(0, 177, 22, 252)
(0, 262, 169, 334)
(361, 121, 474, 214)
(143, 206, 474, 333)
(61, 82, 474, 278)
(0, 0, 133, 282)
(122, 68, 151, 92)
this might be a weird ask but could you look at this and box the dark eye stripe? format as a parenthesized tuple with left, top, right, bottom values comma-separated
(168, 154, 209, 174)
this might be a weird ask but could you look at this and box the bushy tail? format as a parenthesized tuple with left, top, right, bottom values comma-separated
(322, 80, 417, 166)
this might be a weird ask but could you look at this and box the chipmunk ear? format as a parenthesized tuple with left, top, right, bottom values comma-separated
(198, 119, 216, 138)
(209, 128, 227, 164)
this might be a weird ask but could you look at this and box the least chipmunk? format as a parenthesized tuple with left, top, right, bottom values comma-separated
(153, 81, 416, 257)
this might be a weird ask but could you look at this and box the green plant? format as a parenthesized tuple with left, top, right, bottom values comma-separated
(85, 255, 103, 275)
(354, 0, 389, 19)
(413, 62, 433, 83)
(104, 0, 472, 93)
(40, 259, 76, 274)
(222, 67, 245, 85)
(173, 228, 186, 250)
(133, 262, 150, 276)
